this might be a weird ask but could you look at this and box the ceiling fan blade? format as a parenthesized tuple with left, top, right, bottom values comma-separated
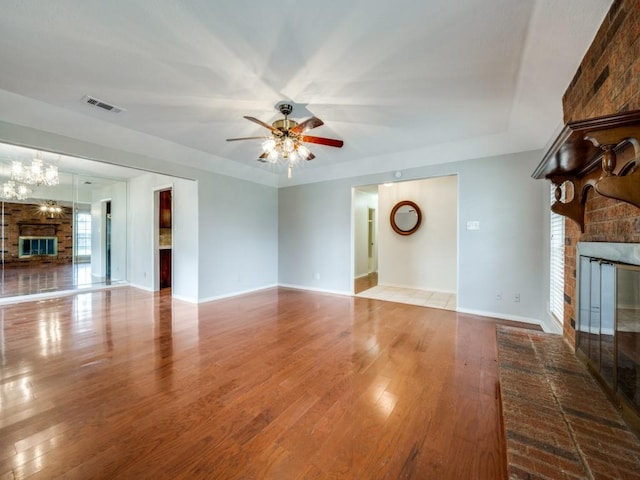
(290, 117, 324, 134)
(305, 152, 315, 161)
(244, 116, 281, 134)
(257, 153, 268, 163)
(226, 136, 265, 142)
(301, 135, 344, 148)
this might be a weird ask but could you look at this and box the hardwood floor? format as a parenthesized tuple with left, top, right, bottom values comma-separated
(354, 272, 378, 294)
(0, 264, 116, 299)
(0, 286, 538, 479)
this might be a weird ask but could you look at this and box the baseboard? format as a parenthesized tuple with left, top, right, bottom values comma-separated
(198, 284, 278, 304)
(172, 293, 197, 303)
(129, 283, 155, 292)
(278, 283, 352, 297)
(456, 307, 560, 334)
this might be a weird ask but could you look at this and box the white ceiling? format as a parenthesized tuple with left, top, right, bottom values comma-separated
(0, 0, 611, 187)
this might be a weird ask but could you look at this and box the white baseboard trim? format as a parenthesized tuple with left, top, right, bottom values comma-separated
(129, 283, 154, 292)
(172, 293, 197, 303)
(278, 283, 352, 297)
(198, 284, 278, 304)
(456, 307, 559, 334)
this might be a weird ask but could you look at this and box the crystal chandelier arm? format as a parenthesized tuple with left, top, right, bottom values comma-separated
(9, 153, 59, 186)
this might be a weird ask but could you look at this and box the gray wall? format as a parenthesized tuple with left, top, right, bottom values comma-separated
(279, 150, 553, 330)
(279, 180, 353, 294)
(198, 173, 278, 301)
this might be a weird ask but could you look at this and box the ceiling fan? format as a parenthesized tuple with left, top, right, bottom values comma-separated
(226, 103, 344, 178)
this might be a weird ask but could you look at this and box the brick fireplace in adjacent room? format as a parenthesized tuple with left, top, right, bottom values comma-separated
(1, 201, 72, 266)
(561, 0, 640, 345)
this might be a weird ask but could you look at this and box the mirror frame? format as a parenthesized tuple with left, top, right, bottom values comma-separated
(390, 200, 422, 236)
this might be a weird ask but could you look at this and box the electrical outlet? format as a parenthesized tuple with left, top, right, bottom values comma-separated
(514, 293, 520, 303)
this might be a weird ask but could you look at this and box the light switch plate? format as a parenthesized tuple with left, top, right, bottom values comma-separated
(466, 220, 480, 230)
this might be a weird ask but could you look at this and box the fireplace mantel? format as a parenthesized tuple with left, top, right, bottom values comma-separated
(18, 222, 61, 237)
(533, 110, 640, 231)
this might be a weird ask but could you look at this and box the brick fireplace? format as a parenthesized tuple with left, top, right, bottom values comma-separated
(1, 201, 73, 266)
(561, 0, 640, 345)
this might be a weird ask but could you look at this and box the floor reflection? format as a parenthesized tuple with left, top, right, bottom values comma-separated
(0, 263, 124, 298)
(155, 291, 174, 392)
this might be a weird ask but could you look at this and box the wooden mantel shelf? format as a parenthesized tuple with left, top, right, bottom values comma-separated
(532, 110, 640, 231)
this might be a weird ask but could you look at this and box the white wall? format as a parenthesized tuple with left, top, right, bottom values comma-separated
(128, 172, 200, 302)
(124, 169, 280, 304)
(279, 150, 553, 330)
(197, 173, 278, 302)
(378, 176, 457, 293)
(353, 190, 378, 278)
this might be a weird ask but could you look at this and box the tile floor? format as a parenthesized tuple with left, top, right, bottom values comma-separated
(356, 285, 457, 311)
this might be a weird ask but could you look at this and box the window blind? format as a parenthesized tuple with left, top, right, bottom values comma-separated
(550, 185, 565, 325)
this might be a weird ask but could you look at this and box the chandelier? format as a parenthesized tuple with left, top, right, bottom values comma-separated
(37, 200, 64, 218)
(11, 152, 59, 186)
(0, 180, 29, 201)
(260, 136, 311, 179)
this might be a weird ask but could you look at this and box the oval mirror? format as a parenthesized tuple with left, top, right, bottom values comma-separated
(390, 200, 422, 236)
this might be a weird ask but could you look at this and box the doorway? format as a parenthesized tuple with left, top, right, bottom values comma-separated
(352, 176, 458, 310)
(104, 200, 111, 280)
(156, 188, 172, 290)
(353, 186, 379, 294)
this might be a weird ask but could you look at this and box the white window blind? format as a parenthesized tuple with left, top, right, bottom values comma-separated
(550, 185, 565, 324)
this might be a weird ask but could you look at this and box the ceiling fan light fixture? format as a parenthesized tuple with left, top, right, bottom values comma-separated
(267, 150, 279, 163)
(226, 104, 343, 178)
(283, 138, 295, 153)
(297, 144, 310, 160)
(262, 138, 276, 153)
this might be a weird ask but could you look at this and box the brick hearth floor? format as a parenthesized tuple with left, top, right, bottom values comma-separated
(496, 326, 640, 480)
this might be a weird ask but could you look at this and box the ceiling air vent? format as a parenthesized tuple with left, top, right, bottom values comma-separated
(82, 95, 125, 113)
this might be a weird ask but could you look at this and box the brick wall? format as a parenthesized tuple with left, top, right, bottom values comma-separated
(1, 201, 73, 266)
(561, 0, 640, 344)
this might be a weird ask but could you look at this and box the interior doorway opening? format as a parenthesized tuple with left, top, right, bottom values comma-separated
(104, 200, 111, 280)
(352, 175, 458, 310)
(155, 187, 173, 291)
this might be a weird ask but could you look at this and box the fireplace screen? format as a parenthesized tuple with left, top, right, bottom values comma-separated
(616, 266, 640, 410)
(18, 236, 58, 257)
(578, 256, 640, 417)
